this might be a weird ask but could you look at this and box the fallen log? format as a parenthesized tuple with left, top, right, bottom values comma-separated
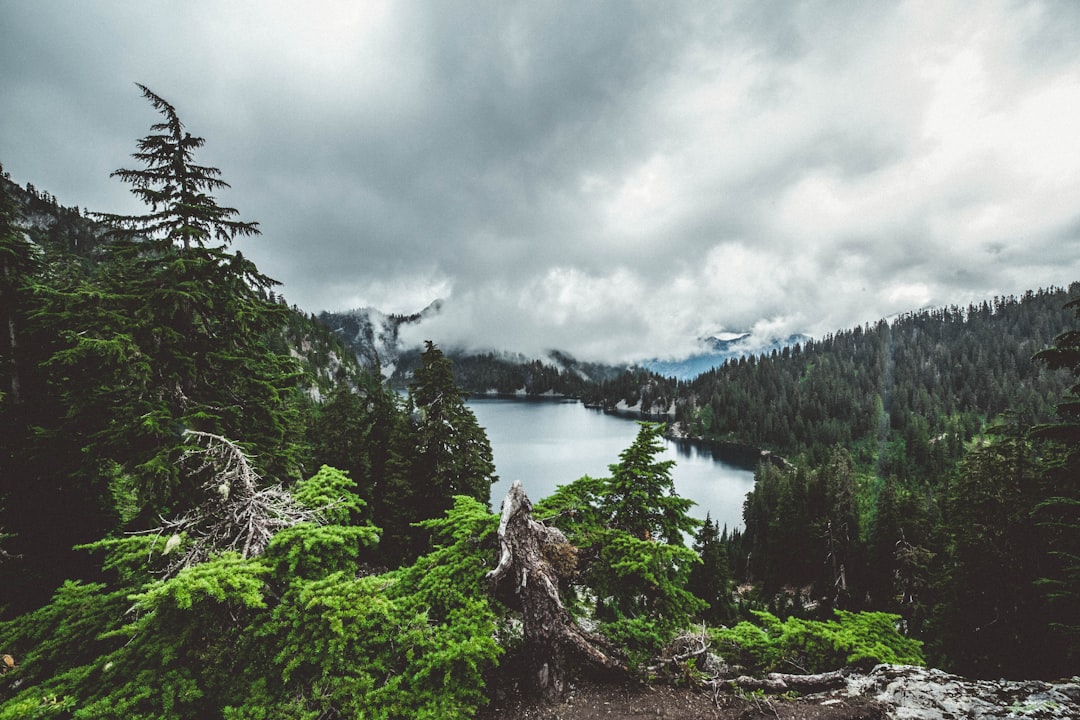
(725, 669, 849, 693)
(486, 481, 626, 701)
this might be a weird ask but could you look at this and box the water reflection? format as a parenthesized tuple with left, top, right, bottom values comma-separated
(467, 398, 756, 532)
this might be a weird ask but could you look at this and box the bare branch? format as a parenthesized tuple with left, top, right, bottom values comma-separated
(135, 430, 320, 577)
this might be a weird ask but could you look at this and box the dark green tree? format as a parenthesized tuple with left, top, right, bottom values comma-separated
(379, 341, 497, 563)
(688, 514, 736, 625)
(4, 86, 307, 610)
(93, 84, 259, 252)
(601, 422, 698, 543)
(538, 422, 703, 661)
(309, 373, 399, 517)
(929, 424, 1054, 677)
(74, 85, 304, 510)
(1032, 298, 1080, 668)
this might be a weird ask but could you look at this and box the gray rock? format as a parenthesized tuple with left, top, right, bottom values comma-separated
(843, 664, 1080, 719)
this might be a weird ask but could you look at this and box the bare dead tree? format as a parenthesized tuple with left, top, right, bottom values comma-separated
(139, 430, 321, 577)
(486, 481, 626, 701)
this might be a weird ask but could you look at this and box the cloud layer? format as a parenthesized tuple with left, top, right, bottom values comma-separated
(3, 1, 1080, 361)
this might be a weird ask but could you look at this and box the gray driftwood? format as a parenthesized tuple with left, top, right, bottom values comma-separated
(486, 481, 625, 700)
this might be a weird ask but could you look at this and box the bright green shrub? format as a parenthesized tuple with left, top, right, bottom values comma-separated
(712, 610, 924, 674)
(246, 495, 503, 720)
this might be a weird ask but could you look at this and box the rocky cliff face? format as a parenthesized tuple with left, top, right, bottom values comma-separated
(316, 304, 434, 376)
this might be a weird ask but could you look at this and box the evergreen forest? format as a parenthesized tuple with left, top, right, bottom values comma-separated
(0, 87, 1077, 718)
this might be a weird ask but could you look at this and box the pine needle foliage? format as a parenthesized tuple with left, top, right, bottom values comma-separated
(93, 84, 258, 252)
(0, 471, 504, 720)
(712, 610, 924, 675)
(537, 422, 704, 663)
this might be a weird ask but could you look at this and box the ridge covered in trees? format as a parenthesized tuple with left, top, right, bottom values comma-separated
(0, 86, 1077, 718)
(587, 287, 1076, 470)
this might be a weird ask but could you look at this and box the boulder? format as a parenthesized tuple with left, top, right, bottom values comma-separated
(843, 664, 1080, 720)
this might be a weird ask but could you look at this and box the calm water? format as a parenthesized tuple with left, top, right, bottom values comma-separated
(466, 398, 757, 532)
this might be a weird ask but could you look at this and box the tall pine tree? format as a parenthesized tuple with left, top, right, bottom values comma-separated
(4, 86, 307, 610)
(379, 342, 496, 563)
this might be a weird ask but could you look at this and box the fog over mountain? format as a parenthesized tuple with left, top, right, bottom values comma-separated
(3, 1, 1080, 362)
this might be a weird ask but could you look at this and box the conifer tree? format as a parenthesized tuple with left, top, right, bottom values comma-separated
(379, 341, 496, 563)
(310, 374, 399, 517)
(28, 85, 304, 541)
(601, 422, 698, 543)
(538, 422, 703, 660)
(1031, 298, 1080, 669)
(688, 514, 735, 624)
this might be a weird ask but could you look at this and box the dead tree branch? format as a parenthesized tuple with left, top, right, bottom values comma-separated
(136, 430, 320, 577)
(721, 669, 850, 693)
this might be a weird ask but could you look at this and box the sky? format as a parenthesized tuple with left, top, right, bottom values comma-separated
(2, 1, 1080, 362)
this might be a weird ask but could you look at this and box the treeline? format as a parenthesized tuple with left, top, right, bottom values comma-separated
(391, 347, 627, 397)
(581, 289, 1080, 677)
(589, 287, 1077, 475)
(646, 292, 1080, 678)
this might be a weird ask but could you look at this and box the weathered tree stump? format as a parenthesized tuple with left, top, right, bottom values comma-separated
(486, 481, 626, 701)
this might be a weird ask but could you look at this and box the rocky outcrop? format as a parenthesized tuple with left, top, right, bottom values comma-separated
(840, 664, 1080, 719)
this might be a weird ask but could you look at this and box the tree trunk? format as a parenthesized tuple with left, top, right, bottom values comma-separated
(487, 481, 625, 701)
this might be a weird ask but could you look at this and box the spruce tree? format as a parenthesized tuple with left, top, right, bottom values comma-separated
(1031, 298, 1080, 670)
(688, 514, 735, 624)
(379, 341, 496, 563)
(29, 85, 304, 539)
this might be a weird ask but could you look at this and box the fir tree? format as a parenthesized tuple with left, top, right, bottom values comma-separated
(688, 514, 735, 625)
(379, 341, 497, 563)
(6, 87, 307, 607)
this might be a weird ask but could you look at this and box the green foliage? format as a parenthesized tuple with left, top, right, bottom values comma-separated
(688, 514, 736, 625)
(309, 379, 399, 516)
(740, 446, 866, 603)
(92, 84, 259, 251)
(380, 342, 497, 563)
(251, 495, 502, 720)
(0, 580, 129, 694)
(1031, 298, 1080, 665)
(0, 472, 502, 719)
(291, 464, 365, 524)
(263, 465, 380, 579)
(713, 610, 924, 674)
(603, 422, 699, 543)
(591, 287, 1078, 478)
(134, 552, 268, 612)
(539, 423, 705, 662)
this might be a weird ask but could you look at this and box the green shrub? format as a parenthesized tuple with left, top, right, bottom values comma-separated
(712, 610, 924, 674)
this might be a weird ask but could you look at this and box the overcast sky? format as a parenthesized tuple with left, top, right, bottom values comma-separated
(3, 1, 1079, 362)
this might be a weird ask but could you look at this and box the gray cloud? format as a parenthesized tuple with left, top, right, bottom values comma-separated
(3, 1, 1080, 362)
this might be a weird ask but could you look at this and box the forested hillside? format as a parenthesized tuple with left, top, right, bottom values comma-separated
(579, 288, 1080, 678)
(316, 304, 628, 397)
(392, 347, 627, 397)
(1, 86, 1077, 718)
(588, 287, 1077, 473)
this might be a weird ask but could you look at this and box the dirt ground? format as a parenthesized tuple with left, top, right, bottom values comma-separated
(476, 679, 890, 720)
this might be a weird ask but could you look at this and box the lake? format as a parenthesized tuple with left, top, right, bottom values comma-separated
(466, 398, 757, 533)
